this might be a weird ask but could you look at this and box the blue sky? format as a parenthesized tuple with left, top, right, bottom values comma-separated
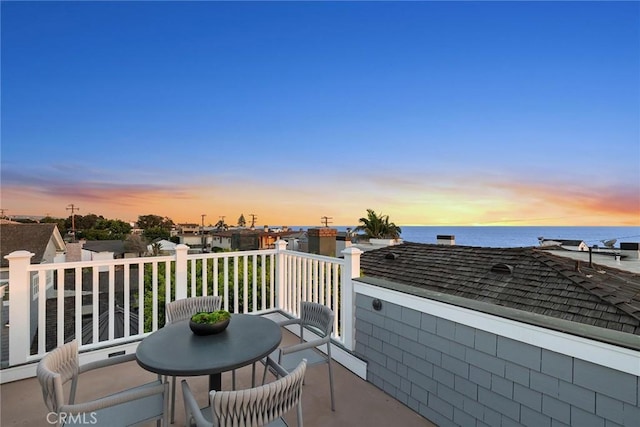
(2, 1, 639, 226)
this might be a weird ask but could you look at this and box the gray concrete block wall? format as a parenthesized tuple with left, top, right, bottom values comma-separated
(354, 294, 640, 427)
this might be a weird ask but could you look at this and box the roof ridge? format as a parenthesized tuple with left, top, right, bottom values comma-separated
(533, 250, 640, 324)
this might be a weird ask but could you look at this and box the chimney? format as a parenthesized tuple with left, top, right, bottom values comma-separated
(307, 227, 337, 257)
(437, 235, 455, 245)
(620, 242, 640, 260)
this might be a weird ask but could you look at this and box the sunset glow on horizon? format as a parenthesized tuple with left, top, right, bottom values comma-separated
(2, 2, 638, 227)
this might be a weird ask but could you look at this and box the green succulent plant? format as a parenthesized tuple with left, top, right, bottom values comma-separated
(190, 310, 231, 324)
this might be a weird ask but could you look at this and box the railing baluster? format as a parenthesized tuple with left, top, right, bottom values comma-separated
(243, 255, 248, 313)
(202, 258, 208, 296)
(124, 265, 130, 338)
(223, 257, 229, 311)
(333, 263, 340, 339)
(252, 255, 258, 313)
(38, 272, 46, 355)
(56, 267, 64, 348)
(233, 256, 239, 313)
(269, 253, 274, 309)
(165, 260, 171, 310)
(190, 259, 196, 297)
(108, 265, 115, 341)
(152, 261, 158, 331)
(213, 256, 219, 297)
(75, 268, 82, 345)
(138, 262, 144, 334)
(92, 267, 99, 344)
(319, 261, 325, 306)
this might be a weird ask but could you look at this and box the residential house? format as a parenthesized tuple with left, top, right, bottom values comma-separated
(0, 223, 66, 361)
(210, 230, 234, 251)
(539, 238, 589, 251)
(147, 239, 177, 255)
(82, 239, 128, 261)
(357, 242, 640, 426)
(0, 223, 66, 289)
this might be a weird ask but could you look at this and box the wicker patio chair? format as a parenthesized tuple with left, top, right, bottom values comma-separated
(265, 301, 335, 411)
(166, 295, 222, 422)
(182, 358, 306, 427)
(36, 339, 168, 426)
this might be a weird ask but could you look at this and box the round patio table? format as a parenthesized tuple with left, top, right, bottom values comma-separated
(136, 314, 282, 391)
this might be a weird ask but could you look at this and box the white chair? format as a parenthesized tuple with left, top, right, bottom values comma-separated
(266, 301, 335, 411)
(165, 296, 222, 422)
(37, 340, 168, 426)
(182, 358, 306, 427)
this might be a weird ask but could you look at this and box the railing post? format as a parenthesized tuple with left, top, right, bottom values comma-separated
(175, 244, 189, 300)
(341, 247, 362, 351)
(5, 250, 34, 366)
(274, 240, 288, 312)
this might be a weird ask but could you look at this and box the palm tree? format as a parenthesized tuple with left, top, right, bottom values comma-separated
(215, 219, 228, 231)
(355, 209, 402, 239)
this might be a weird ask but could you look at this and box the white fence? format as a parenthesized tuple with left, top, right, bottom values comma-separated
(2, 240, 362, 379)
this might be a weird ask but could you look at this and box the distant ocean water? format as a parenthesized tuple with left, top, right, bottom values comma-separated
(292, 226, 640, 248)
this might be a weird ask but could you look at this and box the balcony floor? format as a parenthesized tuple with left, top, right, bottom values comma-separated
(1, 329, 434, 426)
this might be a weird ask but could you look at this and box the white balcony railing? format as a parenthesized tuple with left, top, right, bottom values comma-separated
(2, 240, 362, 382)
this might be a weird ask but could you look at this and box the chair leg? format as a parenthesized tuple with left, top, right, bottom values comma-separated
(170, 375, 177, 423)
(328, 354, 335, 411)
(251, 362, 256, 387)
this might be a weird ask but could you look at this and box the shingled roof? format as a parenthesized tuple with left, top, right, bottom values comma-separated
(360, 242, 640, 335)
(0, 223, 65, 268)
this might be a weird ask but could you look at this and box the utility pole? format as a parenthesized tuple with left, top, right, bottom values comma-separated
(200, 214, 207, 252)
(249, 214, 257, 229)
(321, 216, 333, 227)
(66, 204, 80, 241)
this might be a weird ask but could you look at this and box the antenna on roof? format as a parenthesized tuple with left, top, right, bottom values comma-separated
(601, 239, 617, 249)
(321, 216, 333, 227)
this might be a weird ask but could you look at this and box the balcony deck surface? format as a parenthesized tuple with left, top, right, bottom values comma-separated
(1, 329, 434, 426)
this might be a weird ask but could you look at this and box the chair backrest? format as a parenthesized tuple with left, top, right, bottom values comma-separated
(300, 301, 334, 338)
(37, 340, 79, 413)
(166, 296, 222, 324)
(209, 359, 307, 427)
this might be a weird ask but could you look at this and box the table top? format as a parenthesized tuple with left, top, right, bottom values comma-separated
(136, 314, 282, 377)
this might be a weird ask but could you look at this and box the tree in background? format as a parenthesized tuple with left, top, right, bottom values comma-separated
(137, 214, 174, 230)
(237, 214, 246, 227)
(355, 209, 402, 239)
(81, 218, 132, 240)
(41, 216, 68, 235)
(143, 226, 170, 242)
(214, 219, 228, 231)
(137, 214, 174, 242)
(68, 213, 103, 231)
(125, 234, 148, 256)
